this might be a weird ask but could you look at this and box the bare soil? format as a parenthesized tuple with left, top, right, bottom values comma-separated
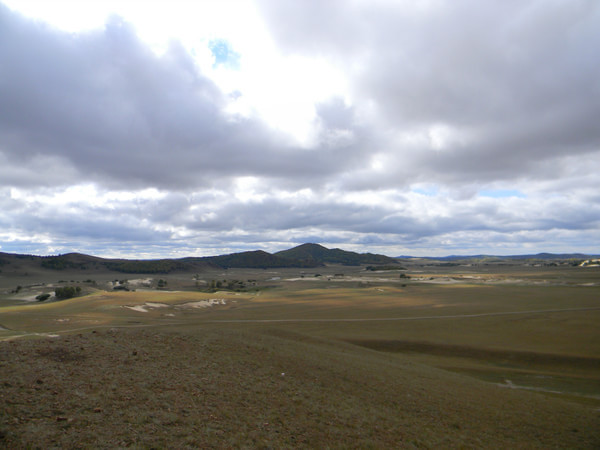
(1, 327, 599, 448)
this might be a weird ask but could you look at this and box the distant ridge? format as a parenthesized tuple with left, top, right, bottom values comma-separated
(397, 253, 599, 261)
(0, 243, 396, 274)
(275, 243, 398, 266)
(197, 250, 320, 269)
(0, 247, 597, 275)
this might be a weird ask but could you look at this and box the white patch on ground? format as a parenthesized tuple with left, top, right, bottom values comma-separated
(33, 333, 60, 338)
(495, 379, 600, 399)
(145, 302, 168, 308)
(8, 291, 49, 302)
(127, 278, 154, 287)
(124, 305, 149, 313)
(55, 318, 70, 323)
(412, 277, 462, 284)
(124, 299, 226, 312)
(123, 302, 170, 313)
(178, 299, 226, 309)
(484, 278, 525, 284)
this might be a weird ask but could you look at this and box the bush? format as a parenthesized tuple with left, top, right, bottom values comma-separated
(54, 286, 81, 299)
(36, 293, 51, 302)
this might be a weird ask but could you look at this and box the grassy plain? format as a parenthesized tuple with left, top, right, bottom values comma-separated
(1, 262, 599, 447)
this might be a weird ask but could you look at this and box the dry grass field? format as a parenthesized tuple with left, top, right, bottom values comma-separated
(1, 262, 599, 447)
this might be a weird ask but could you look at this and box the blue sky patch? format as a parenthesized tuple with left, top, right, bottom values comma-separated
(208, 39, 240, 69)
(412, 185, 439, 196)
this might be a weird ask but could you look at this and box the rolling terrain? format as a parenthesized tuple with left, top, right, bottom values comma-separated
(0, 243, 398, 278)
(1, 249, 599, 447)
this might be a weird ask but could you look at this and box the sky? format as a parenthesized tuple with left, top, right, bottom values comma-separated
(1, 0, 599, 258)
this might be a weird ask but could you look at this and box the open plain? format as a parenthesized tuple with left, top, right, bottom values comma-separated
(1, 258, 599, 448)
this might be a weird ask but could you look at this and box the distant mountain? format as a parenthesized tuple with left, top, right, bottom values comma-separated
(397, 253, 599, 261)
(197, 250, 321, 269)
(1, 247, 596, 276)
(0, 246, 326, 275)
(275, 243, 398, 266)
(504, 253, 598, 260)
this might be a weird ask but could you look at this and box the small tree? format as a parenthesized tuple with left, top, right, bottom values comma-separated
(54, 286, 81, 299)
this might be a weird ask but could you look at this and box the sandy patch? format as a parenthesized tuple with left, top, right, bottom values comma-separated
(123, 302, 170, 313)
(124, 305, 149, 313)
(178, 299, 226, 309)
(8, 291, 50, 302)
(127, 278, 154, 287)
(145, 302, 168, 308)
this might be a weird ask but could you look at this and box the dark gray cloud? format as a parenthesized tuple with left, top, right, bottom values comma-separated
(258, 0, 600, 185)
(0, 5, 367, 191)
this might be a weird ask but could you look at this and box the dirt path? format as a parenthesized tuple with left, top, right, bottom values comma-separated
(3, 306, 599, 341)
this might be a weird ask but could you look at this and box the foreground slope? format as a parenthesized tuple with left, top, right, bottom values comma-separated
(1, 327, 599, 448)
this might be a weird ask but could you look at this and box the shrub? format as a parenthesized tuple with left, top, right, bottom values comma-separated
(36, 293, 51, 302)
(54, 286, 81, 299)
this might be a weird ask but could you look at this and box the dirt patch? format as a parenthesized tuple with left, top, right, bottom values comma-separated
(37, 347, 87, 363)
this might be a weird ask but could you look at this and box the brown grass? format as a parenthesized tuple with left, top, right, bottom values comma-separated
(1, 264, 599, 447)
(1, 328, 599, 448)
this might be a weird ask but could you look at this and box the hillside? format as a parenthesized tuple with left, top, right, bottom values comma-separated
(2, 327, 598, 448)
(275, 243, 398, 266)
(0, 244, 396, 275)
(197, 250, 321, 269)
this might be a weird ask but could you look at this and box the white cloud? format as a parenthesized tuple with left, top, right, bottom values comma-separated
(0, 0, 599, 257)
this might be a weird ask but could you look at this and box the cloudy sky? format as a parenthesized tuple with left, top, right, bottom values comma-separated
(1, 0, 599, 258)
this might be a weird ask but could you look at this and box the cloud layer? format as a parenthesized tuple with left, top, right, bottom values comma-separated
(1, 1, 599, 257)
